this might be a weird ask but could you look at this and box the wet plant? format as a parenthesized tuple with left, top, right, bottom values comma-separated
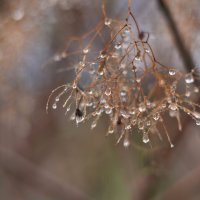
(47, 0, 200, 148)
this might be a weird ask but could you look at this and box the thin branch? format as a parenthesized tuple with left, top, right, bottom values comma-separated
(157, 0, 195, 72)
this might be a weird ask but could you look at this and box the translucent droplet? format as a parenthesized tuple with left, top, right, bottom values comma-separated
(196, 120, 200, 126)
(139, 103, 146, 113)
(120, 90, 127, 97)
(79, 61, 85, 67)
(132, 119, 137, 126)
(70, 113, 75, 121)
(169, 68, 176, 76)
(146, 120, 151, 126)
(76, 116, 84, 124)
(170, 144, 175, 148)
(115, 43, 122, 50)
(194, 87, 199, 93)
(108, 126, 114, 134)
(138, 121, 144, 130)
(55, 97, 60, 102)
(124, 26, 130, 34)
(145, 48, 150, 53)
(169, 110, 177, 117)
(66, 105, 71, 112)
(105, 108, 112, 115)
(193, 112, 200, 119)
(123, 138, 130, 147)
(105, 88, 111, 96)
(88, 90, 93, 95)
(143, 133, 149, 143)
(153, 113, 160, 121)
(185, 73, 194, 84)
(129, 108, 136, 115)
(169, 103, 177, 111)
(99, 99, 105, 105)
(185, 91, 191, 97)
(161, 103, 167, 109)
(104, 18, 111, 26)
(98, 66, 104, 75)
(83, 48, 89, 54)
(91, 121, 97, 129)
(136, 78, 141, 83)
(119, 64, 126, 69)
(135, 51, 142, 61)
(125, 124, 131, 130)
(75, 109, 84, 124)
(52, 103, 57, 109)
(120, 110, 130, 119)
(86, 102, 93, 107)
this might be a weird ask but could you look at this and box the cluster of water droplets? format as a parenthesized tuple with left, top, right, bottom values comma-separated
(48, 14, 200, 149)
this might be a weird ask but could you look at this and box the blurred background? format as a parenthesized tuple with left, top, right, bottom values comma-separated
(0, 0, 200, 199)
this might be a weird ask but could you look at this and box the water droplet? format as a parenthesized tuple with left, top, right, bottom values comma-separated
(52, 103, 57, 109)
(138, 121, 144, 130)
(120, 90, 127, 97)
(105, 108, 112, 115)
(105, 18, 111, 26)
(194, 87, 199, 93)
(129, 108, 136, 115)
(135, 51, 142, 61)
(143, 133, 149, 143)
(196, 120, 200, 126)
(70, 113, 75, 121)
(123, 138, 130, 147)
(153, 113, 160, 121)
(107, 126, 114, 134)
(91, 121, 97, 129)
(169, 103, 177, 111)
(105, 88, 111, 96)
(136, 78, 141, 83)
(125, 124, 131, 130)
(146, 120, 151, 126)
(169, 68, 176, 76)
(83, 48, 89, 54)
(120, 110, 130, 119)
(76, 116, 84, 124)
(170, 144, 175, 148)
(185, 91, 191, 97)
(139, 103, 146, 113)
(193, 112, 200, 119)
(132, 119, 137, 126)
(79, 61, 85, 67)
(115, 43, 122, 50)
(75, 109, 84, 124)
(124, 26, 130, 34)
(55, 97, 60, 102)
(66, 105, 71, 112)
(185, 73, 194, 84)
(169, 110, 177, 117)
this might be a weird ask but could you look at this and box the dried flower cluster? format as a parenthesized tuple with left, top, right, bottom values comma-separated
(47, 1, 200, 148)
